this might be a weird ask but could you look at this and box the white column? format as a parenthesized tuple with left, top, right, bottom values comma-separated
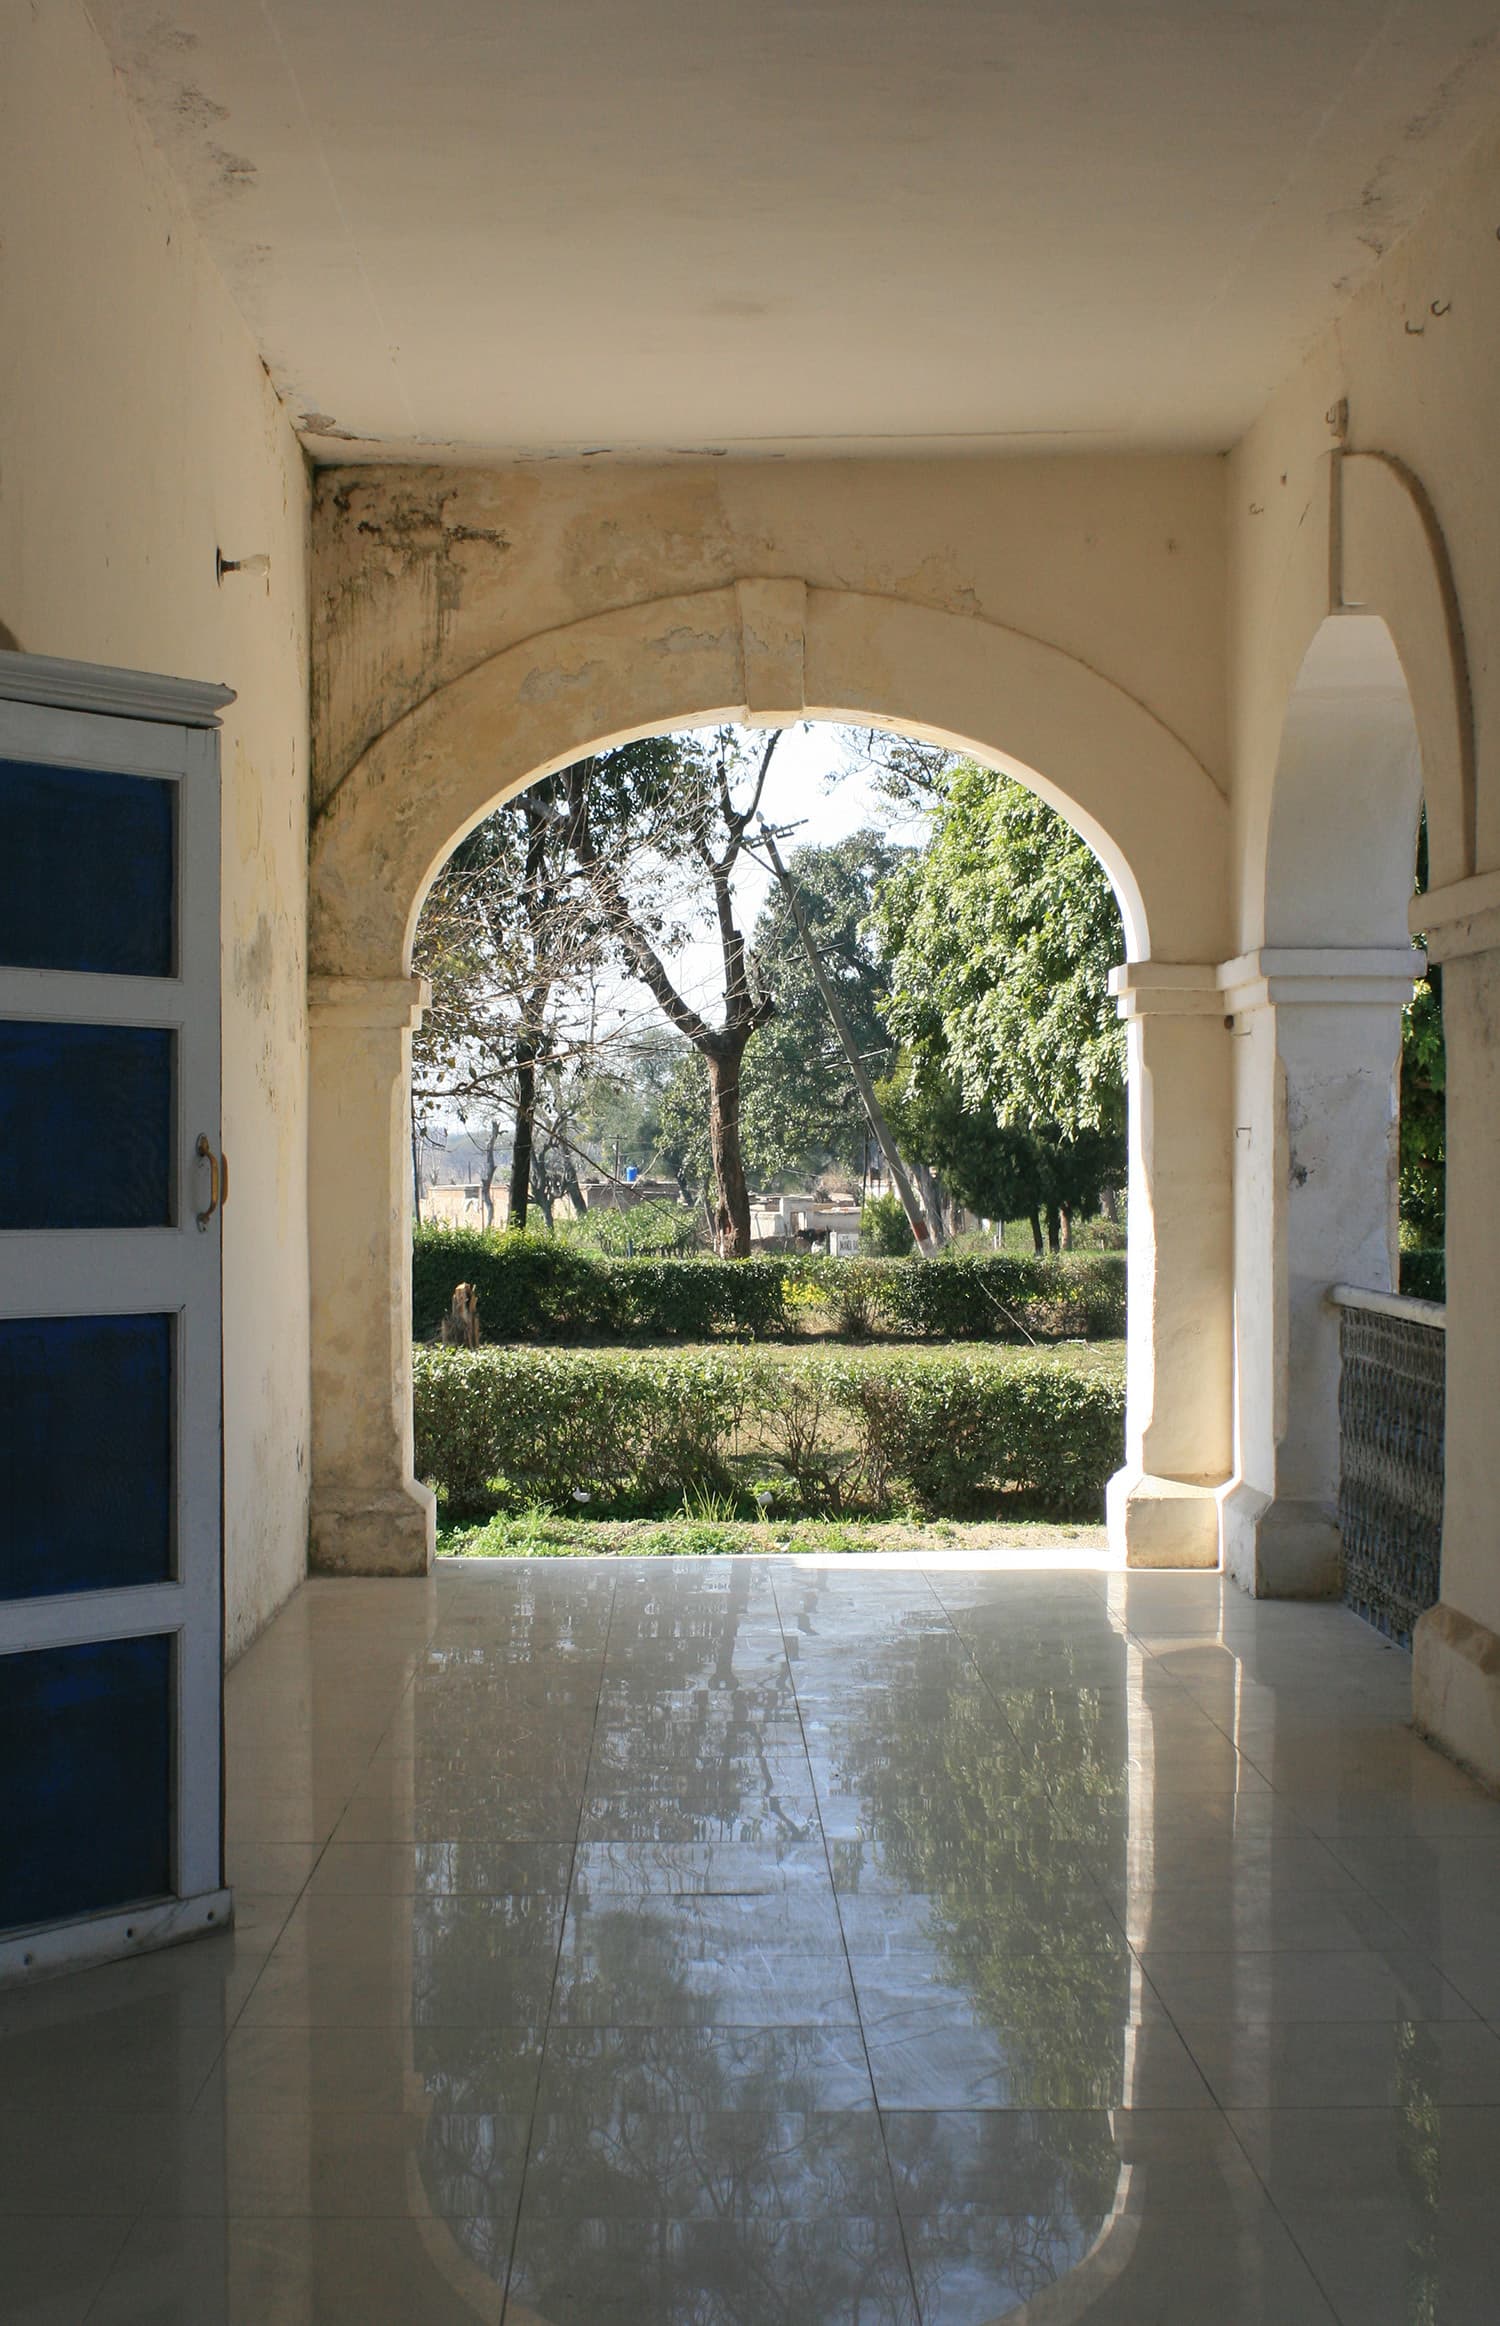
(1217, 948, 1422, 1598)
(307, 975, 436, 1577)
(1412, 884, 1500, 1779)
(1107, 965, 1234, 1568)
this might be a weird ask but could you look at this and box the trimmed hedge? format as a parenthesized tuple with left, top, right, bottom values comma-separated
(412, 1342, 1125, 1521)
(413, 1223, 1125, 1345)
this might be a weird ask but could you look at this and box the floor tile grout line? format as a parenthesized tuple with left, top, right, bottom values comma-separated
(496, 1556, 617, 2322)
(1110, 1601, 1498, 1993)
(914, 1557, 1152, 1941)
(73, 2208, 140, 2325)
(215, 1608, 449, 2062)
(767, 1558, 925, 2322)
(58, 1597, 450, 2309)
(1209, 2089, 1356, 2326)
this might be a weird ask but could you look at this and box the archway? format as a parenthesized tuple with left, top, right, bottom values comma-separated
(306, 582, 1235, 1576)
(1221, 614, 1426, 1598)
(1222, 450, 1471, 1598)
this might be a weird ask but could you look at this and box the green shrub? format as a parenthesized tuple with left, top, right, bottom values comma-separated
(860, 1190, 915, 1256)
(1076, 1217, 1128, 1252)
(413, 1225, 614, 1341)
(413, 1343, 753, 1514)
(413, 1225, 1126, 1344)
(558, 1200, 704, 1257)
(413, 1342, 1125, 1522)
(836, 1352, 1125, 1516)
(854, 1252, 1126, 1341)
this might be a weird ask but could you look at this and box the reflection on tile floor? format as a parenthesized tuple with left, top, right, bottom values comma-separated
(9, 1556, 1500, 2318)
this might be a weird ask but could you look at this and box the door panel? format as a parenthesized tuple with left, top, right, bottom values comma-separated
(0, 660, 233, 1981)
(0, 1313, 174, 1598)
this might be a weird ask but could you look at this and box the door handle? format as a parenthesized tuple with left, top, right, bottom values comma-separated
(195, 1133, 222, 1232)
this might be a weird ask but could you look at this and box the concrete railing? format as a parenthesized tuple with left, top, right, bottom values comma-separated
(1330, 1284, 1446, 1645)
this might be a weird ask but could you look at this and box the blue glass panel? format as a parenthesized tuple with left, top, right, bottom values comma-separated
(0, 1634, 172, 1931)
(0, 1317, 172, 1600)
(0, 758, 174, 976)
(0, 1022, 172, 1228)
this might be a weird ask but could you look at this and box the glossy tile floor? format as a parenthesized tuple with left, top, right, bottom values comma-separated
(8, 1557, 1500, 2322)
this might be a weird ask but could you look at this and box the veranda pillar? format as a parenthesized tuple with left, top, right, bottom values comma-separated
(1413, 887, 1500, 1780)
(308, 975, 436, 1576)
(1218, 949, 1421, 1597)
(1107, 966, 1234, 1567)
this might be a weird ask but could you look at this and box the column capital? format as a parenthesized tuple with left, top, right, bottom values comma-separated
(1415, 868, 1500, 964)
(1217, 946, 1425, 1013)
(1109, 962, 1221, 1019)
(309, 974, 430, 1030)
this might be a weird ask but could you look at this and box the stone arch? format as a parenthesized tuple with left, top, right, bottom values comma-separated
(310, 582, 1230, 982)
(306, 581, 1236, 1578)
(1335, 450, 1474, 891)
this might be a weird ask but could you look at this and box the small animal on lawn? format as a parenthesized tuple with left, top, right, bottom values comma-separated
(439, 1282, 481, 1348)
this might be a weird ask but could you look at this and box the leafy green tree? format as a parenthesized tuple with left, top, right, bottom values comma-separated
(741, 828, 909, 1185)
(881, 1056, 1120, 1255)
(877, 762, 1126, 1137)
(874, 763, 1126, 1246)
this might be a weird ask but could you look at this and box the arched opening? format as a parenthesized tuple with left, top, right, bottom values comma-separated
(402, 721, 1138, 1544)
(406, 719, 1136, 1242)
(306, 586, 1234, 1576)
(1222, 612, 1428, 1600)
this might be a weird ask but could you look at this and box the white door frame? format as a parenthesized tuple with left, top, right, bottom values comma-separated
(0, 655, 234, 1982)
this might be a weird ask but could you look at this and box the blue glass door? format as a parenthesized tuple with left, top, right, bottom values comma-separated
(0, 657, 232, 1980)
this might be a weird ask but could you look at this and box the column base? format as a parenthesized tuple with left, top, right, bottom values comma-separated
(1107, 1468, 1222, 1569)
(1414, 1602, 1500, 1790)
(310, 1483, 436, 1577)
(1219, 1481, 1342, 1599)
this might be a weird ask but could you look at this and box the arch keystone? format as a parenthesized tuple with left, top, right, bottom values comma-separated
(736, 577, 806, 728)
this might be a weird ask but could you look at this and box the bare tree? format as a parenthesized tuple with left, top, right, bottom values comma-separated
(564, 731, 781, 1256)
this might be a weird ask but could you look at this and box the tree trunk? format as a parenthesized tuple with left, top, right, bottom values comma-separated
(479, 1119, 500, 1230)
(1028, 1209, 1044, 1255)
(706, 1043, 753, 1257)
(1046, 1205, 1062, 1254)
(559, 1148, 586, 1220)
(1059, 1204, 1074, 1250)
(529, 1144, 555, 1232)
(508, 1050, 535, 1230)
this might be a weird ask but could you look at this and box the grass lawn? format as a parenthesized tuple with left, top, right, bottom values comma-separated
(439, 1512, 1111, 1559)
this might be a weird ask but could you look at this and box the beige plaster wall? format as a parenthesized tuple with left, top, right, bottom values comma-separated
(0, 0, 312, 1657)
(1229, 116, 1500, 932)
(311, 452, 1229, 817)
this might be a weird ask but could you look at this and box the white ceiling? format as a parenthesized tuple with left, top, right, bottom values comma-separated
(89, 0, 1500, 461)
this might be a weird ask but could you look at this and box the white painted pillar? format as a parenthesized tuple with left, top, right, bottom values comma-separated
(1413, 883, 1500, 1780)
(1107, 966, 1234, 1568)
(1217, 948, 1422, 1598)
(307, 974, 436, 1577)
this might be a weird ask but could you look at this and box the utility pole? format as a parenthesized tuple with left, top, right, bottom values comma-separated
(756, 826, 942, 1256)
